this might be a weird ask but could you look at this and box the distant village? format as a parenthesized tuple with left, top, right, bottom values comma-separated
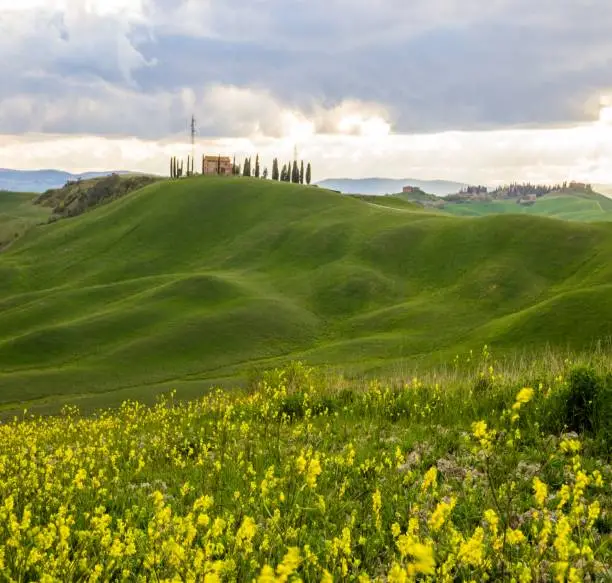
(403, 181, 593, 208)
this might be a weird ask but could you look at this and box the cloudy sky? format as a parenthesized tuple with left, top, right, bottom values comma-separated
(1, 0, 612, 184)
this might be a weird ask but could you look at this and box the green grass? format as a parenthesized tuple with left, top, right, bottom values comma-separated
(0, 191, 50, 248)
(2, 176, 612, 412)
(441, 190, 612, 221)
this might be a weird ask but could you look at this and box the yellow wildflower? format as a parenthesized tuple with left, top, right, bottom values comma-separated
(512, 387, 534, 410)
(505, 528, 526, 545)
(387, 563, 408, 583)
(372, 489, 382, 531)
(421, 467, 438, 491)
(429, 497, 456, 532)
(533, 477, 548, 507)
(458, 527, 484, 567)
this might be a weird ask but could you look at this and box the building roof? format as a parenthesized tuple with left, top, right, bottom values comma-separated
(203, 156, 232, 162)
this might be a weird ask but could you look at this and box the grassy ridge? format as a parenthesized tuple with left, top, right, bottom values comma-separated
(1, 176, 612, 409)
(439, 190, 612, 221)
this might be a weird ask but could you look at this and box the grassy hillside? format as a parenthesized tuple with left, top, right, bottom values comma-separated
(36, 173, 160, 219)
(347, 194, 423, 210)
(2, 176, 612, 411)
(441, 189, 612, 221)
(0, 191, 50, 249)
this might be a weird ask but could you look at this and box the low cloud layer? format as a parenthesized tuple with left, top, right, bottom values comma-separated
(4, 114, 612, 185)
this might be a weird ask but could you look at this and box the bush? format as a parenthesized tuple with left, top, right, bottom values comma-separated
(279, 393, 305, 420)
(563, 367, 605, 435)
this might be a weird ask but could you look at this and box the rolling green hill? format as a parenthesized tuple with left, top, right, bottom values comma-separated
(36, 173, 160, 219)
(441, 189, 612, 221)
(1, 176, 612, 412)
(0, 191, 50, 249)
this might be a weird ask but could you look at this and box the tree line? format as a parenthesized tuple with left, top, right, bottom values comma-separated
(236, 156, 312, 185)
(448, 181, 594, 202)
(171, 154, 312, 185)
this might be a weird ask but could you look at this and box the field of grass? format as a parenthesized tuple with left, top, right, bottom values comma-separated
(2, 176, 612, 413)
(0, 359, 609, 581)
(0, 191, 50, 249)
(441, 190, 612, 222)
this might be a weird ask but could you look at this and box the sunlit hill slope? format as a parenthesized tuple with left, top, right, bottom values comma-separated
(1, 176, 612, 410)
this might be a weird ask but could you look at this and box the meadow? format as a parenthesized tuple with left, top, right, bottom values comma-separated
(0, 357, 609, 581)
(2, 177, 612, 414)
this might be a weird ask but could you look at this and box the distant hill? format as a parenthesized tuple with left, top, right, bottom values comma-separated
(0, 169, 140, 193)
(393, 188, 442, 204)
(440, 188, 612, 222)
(316, 178, 466, 197)
(2, 175, 612, 413)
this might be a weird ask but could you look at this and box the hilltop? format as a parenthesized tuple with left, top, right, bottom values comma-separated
(1, 176, 612, 413)
(316, 177, 466, 196)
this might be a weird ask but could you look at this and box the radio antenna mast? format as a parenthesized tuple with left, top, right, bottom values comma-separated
(190, 114, 197, 161)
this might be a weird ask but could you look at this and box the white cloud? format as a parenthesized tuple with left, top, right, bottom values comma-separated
(0, 0, 151, 84)
(0, 80, 393, 141)
(198, 85, 392, 139)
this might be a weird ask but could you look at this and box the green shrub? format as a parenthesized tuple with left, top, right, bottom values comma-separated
(311, 396, 336, 416)
(563, 367, 604, 434)
(279, 393, 305, 420)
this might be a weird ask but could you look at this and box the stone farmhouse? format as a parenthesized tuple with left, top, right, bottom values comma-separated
(202, 156, 233, 176)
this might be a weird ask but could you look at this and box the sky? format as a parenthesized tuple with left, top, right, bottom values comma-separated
(1, 0, 612, 185)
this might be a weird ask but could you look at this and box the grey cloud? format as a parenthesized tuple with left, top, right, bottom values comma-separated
(1, 0, 612, 138)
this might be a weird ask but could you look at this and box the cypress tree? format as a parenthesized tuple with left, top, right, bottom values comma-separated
(291, 160, 299, 183)
(263, 167, 269, 179)
(255, 154, 260, 178)
(306, 163, 312, 185)
(299, 160, 304, 184)
(272, 158, 279, 181)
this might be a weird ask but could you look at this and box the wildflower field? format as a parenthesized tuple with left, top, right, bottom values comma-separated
(0, 358, 610, 582)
